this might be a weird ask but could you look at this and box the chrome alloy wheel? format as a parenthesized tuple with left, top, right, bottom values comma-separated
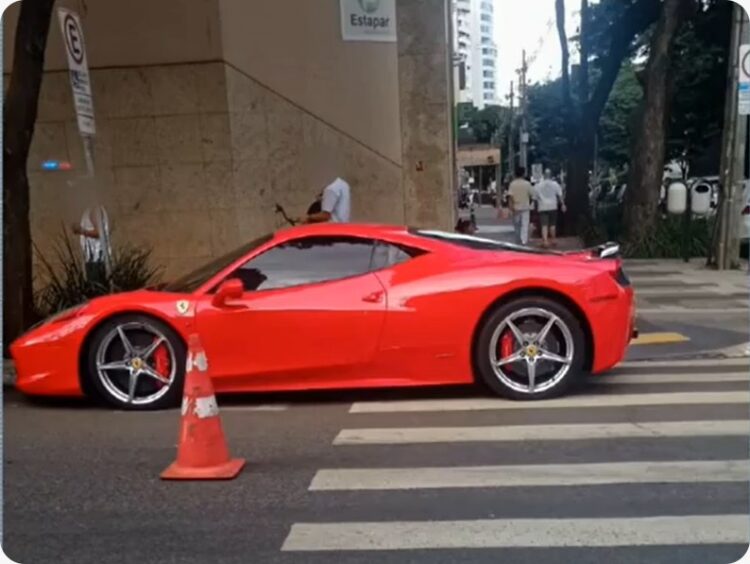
(489, 307, 575, 395)
(95, 321, 177, 406)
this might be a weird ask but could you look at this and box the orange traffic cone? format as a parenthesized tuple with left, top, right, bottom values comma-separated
(161, 334, 245, 480)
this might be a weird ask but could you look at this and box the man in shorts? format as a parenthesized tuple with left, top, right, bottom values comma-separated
(533, 169, 566, 247)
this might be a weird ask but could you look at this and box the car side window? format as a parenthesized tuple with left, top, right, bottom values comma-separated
(233, 236, 375, 291)
(369, 241, 425, 271)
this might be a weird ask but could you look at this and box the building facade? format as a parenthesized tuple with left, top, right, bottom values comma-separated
(452, 0, 498, 108)
(3, 0, 457, 283)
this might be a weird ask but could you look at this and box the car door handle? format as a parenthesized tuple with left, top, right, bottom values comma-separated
(362, 291, 384, 303)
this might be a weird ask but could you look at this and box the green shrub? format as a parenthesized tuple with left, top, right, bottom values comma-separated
(34, 228, 162, 318)
(621, 214, 715, 258)
(583, 204, 715, 259)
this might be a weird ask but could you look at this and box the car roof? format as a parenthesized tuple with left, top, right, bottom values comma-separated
(273, 222, 410, 239)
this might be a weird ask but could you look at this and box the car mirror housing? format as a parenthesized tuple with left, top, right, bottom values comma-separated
(212, 278, 244, 308)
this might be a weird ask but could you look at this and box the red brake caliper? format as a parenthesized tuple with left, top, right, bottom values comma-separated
(152, 340, 171, 389)
(500, 330, 514, 361)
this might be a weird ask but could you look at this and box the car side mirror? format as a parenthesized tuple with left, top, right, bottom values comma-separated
(212, 278, 244, 308)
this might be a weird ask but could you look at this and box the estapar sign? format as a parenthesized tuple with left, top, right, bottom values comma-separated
(340, 0, 396, 43)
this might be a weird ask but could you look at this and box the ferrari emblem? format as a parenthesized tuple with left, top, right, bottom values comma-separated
(176, 300, 191, 316)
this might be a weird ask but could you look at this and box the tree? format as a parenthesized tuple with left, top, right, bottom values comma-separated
(555, 0, 661, 233)
(597, 62, 642, 170)
(667, 0, 732, 169)
(4, 0, 57, 351)
(526, 79, 568, 173)
(623, 0, 696, 246)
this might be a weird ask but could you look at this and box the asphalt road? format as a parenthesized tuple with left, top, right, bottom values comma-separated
(4, 356, 750, 563)
(4, 206, 749, 563)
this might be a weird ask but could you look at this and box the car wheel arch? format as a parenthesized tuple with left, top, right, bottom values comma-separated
(77, 310, 187, 398)
(470, 287, 595, 379)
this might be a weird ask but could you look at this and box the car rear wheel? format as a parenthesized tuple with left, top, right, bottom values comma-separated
(475, 297, 586, 400)
(85, 314, 185, 410)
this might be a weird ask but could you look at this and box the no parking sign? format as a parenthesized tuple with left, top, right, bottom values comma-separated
(738, 44, 750, 115)
(58, 8, 95, 136)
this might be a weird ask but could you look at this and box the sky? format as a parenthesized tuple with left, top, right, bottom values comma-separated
(495, 0, 581, 104)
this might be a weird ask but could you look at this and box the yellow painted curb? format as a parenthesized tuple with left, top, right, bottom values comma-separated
(631, 332, 690, 346)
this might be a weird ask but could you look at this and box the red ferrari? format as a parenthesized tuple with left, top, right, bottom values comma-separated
(11, 223, 636, 410)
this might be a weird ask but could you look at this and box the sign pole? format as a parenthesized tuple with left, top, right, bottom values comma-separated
(58, 9, 112, 284)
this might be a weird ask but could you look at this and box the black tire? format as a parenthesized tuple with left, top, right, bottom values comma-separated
(475, 296, 586, 401)
(84, 314, 186, 410)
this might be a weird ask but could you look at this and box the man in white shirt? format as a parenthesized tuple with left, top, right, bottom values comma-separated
(72, 204, 111, 286)
(532, 169, 566, 247)
(300, 177, 351, 223)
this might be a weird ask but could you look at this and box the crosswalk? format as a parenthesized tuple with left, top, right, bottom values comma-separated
(281, 358, 750, 560)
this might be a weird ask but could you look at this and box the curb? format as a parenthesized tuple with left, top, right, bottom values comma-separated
(3, 360, 15, 387)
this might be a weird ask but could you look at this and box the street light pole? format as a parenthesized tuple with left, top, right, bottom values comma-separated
(507, 80, 514, 181)
(519, 50, 529, 172)
(716, 3, 749, 270)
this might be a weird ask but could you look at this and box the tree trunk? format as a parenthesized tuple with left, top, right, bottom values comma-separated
(623, 0, 692, 246)
(4, 0, 57, 353)
(556, 0, 661, 236)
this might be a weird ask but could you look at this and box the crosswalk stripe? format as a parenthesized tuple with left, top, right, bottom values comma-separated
(637, 308, 748, 314)
(349, 391, 749, 414)
(619, 359, 749, 368)
(592, 372, 748, 384)
(220, 404, 289, 412)
(281, 515, 748, 551)
(333, 420, 750, 445)
(310, 460, 749, 491)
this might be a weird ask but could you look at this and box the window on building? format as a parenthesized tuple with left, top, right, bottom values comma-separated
(483, 58, 495, 67)
(483, 81, 495, 90)
(483, 70, 494, 78)
(484, 93, 494, 101)
(481, 14, 492, 22)
(481, 2, 494, 12)
(234, 236, 375, 291)
(481, 25, 491, 33)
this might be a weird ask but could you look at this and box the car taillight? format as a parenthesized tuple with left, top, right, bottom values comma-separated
(613, 267, 630, 287)
(743, 205, 750, 215)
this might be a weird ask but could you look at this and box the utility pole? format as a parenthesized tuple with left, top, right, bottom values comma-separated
(716, 3, 750, 270)
(519, 50, 529, 172)
(507, 80, 514, 181)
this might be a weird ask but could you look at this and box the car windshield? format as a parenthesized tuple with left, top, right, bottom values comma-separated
(161, 233, 274, 293)
(410, 229, 561, 255)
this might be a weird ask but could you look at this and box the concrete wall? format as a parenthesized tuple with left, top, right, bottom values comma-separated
(3, 0, 223, 70)
(218, 0, 402, 164)
(3, 0, 451, 284)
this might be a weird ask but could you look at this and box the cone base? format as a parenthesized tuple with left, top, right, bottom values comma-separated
(160, 458, 246, 481)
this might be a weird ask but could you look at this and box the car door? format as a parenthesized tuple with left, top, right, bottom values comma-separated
(368, 239, 465, 383)
(195, 235, 387, 390)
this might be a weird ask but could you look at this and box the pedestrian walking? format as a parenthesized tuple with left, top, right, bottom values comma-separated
(72, 204, 111, 287)
(508, 166, 533, 245)
(533, 169, 567, 247)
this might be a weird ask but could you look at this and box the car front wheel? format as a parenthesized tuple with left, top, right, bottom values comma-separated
(85, 314, 186, 410)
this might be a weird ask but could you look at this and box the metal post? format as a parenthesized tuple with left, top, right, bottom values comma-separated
(717, 3, 746, 269)
(519, 50, 528, 171)
(507, 81, 514, 179)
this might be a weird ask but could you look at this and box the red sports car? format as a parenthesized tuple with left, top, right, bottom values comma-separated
(11, 224, 636, 410)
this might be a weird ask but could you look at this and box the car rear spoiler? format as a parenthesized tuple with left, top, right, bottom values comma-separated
(564, 242, 621, 260)
(590, 242, 621, 259)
